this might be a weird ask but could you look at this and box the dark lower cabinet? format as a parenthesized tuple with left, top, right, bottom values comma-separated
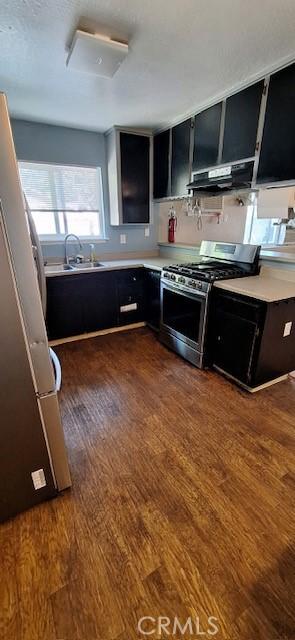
(46, 275, 86, 340)
(46, 269, 146, 340)
(210, 290, 295, 388)
(116, 269, 145, 326)
(82, 272, 118, 333)
(145, 269, 161, 330)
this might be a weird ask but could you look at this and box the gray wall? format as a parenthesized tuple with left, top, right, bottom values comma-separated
(11, 119, 157, 259)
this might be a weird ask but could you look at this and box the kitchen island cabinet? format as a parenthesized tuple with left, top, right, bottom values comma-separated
(210, 288, 295, 389)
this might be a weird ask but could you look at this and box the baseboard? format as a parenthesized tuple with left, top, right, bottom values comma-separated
(213, 366, 288, 392)
(49, 322, 146, 346)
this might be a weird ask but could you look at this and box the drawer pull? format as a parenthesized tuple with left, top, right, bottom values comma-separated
(120, 302, 138, 313)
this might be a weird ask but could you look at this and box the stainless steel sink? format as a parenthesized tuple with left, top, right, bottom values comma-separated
(45, 262, 105, 274)
(45, 264, 74, 273)
(71, 262, 105, 270)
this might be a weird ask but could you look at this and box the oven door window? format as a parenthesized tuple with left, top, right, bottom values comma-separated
(162, 287, 205, 346)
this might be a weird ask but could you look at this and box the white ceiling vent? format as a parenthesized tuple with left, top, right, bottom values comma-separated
(67, 29, 129, 78)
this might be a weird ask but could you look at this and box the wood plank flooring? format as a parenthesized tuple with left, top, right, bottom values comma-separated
(1, 328, 295, 640)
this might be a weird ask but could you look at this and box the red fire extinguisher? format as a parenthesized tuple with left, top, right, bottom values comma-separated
(168, 206, 177, 243)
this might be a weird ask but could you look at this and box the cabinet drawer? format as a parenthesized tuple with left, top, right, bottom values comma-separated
(215, 291, 264, 323)
(116, 269, 144, 300)
(116, 268, 143, 285)
(118, 297, 145, 325)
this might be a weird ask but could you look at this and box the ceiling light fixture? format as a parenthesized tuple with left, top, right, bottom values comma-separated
(66, 29, 129, 78)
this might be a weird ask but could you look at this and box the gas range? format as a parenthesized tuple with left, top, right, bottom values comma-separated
(160, 241, 261, 369)
(162, 260, 249, 293)
(161, 241, 260, 294)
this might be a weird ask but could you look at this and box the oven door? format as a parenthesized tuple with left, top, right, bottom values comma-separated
(160, 279, 208, 354)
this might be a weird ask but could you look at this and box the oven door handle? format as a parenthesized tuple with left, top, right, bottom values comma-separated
(161, 279, 208, 299)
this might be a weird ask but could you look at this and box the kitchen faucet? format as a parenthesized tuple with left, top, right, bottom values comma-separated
(64, 234, 83, 265)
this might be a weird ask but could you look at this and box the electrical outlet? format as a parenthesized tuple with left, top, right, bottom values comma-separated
(120, 234, 127, 244)
(144, 227, 150, 237)
(31, 468, 46, 490)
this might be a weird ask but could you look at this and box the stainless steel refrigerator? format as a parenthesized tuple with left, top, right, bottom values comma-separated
(0, 93, 71, 523)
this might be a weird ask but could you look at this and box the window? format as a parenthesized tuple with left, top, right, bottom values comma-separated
(19, 162, 106, 240)
(244, 193, 286, 245)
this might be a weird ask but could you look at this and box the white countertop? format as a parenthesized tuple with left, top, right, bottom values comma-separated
(45, 257, 179, 277)
(214, 275, 295, 302)
(260, 249, 295, 263)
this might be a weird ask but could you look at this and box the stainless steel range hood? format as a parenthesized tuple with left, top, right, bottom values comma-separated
(187, 160, 254, 196)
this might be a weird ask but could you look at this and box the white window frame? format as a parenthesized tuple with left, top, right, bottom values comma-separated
(18, 160, 108, 243)
(243, 192, 286, 246)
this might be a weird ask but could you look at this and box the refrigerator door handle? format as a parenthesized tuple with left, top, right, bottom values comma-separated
(49, 348, 62, 392)
(25, 195, 47, 317)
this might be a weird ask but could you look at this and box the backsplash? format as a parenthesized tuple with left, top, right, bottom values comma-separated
(156, 195, 249, 247)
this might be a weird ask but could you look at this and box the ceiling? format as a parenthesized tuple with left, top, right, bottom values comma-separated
(1, 0, 295, 133)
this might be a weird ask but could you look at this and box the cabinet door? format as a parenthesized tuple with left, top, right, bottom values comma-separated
(153, 130, 170, 198)
(120, 132, 150, 223)
(257, 63, 295, 183)
(213, 309, 258, 384)
(46, 275, 85, 339)
(145, 269, 161, 330)
(222, 82, 263, 164)
(116, 269, 145, 325)
(171, 119, 192, 196)
(193, 103, 222, 171)
(82, 272, 118, 333)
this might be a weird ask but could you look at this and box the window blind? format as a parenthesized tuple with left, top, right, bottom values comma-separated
(19, 162, 101, 212)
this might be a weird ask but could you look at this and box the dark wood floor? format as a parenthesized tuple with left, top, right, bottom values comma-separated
(1, 328, 295, 640)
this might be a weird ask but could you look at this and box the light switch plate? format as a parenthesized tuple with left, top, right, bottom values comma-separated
(120, 234, 127, 244)
(144, 227, 150, 237)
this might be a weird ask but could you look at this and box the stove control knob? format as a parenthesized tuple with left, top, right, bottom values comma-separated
(197, 282, 203, 290)
(189, 280, 196, 288)
(178, 276, 185, 284)
(170, 274, 176, 281)
(163, 272, 170, 279)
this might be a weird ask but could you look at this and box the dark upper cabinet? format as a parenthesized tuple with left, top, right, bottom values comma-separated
(120, 132, 150, 223)
(153, 130, 170, 198)
(193, 103, 222, 171)
(107, 130, 151, 224)
(257, 63, 295, 184)
(171, 119, 192, 196)
(222, 81, 264, 164)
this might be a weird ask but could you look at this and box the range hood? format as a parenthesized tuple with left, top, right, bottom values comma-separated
(187, 161, 254, 196)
